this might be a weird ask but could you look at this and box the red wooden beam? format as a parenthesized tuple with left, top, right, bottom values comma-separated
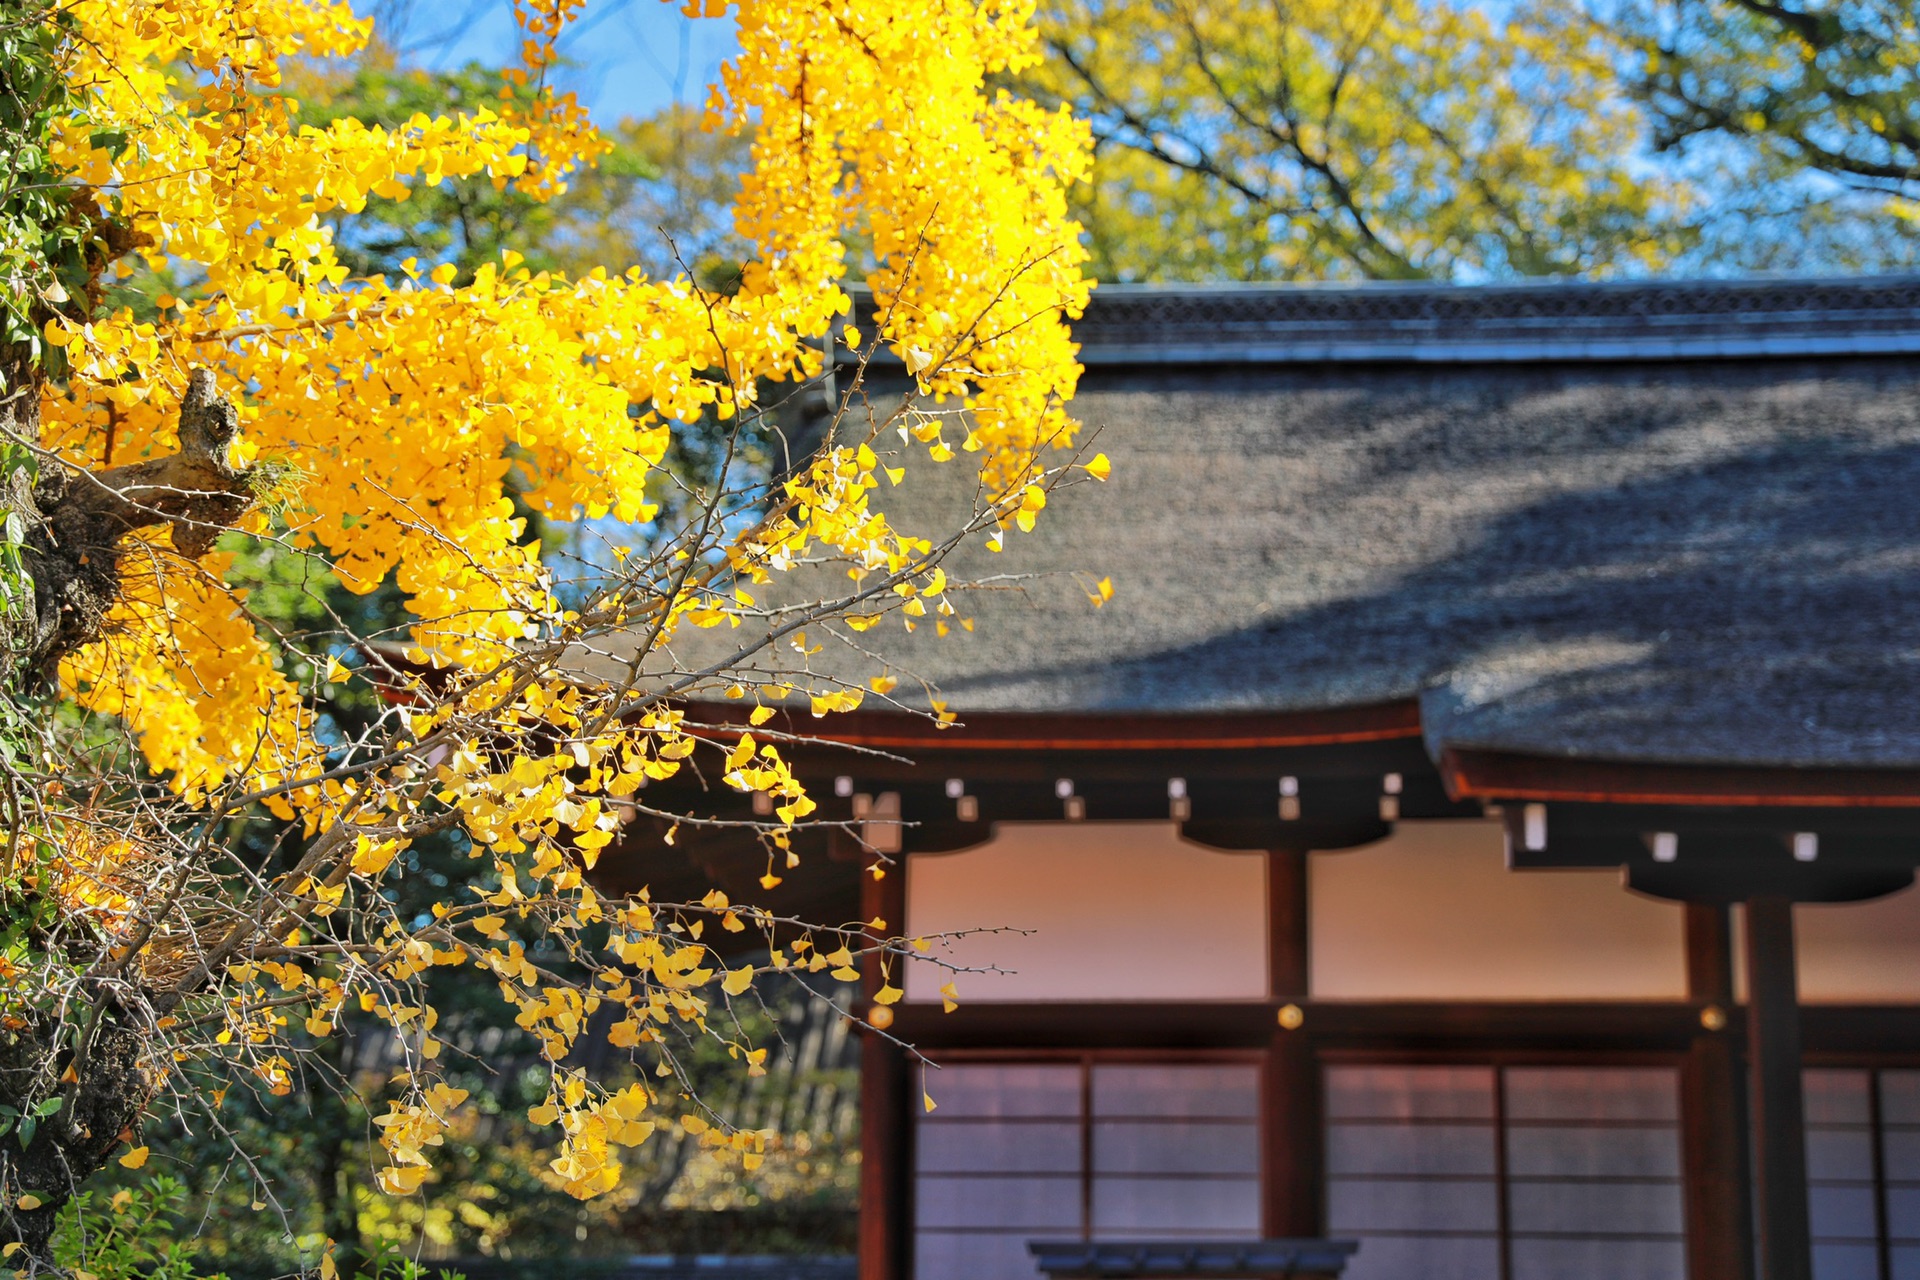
(1681, 904, 1755, 1280)
(1746, 897, 1814, 1280)
(1264, 848, 1322, 1238)
(1443, 747, 1920, 808)
(683, 700, 1425, 752)
(858, 845, 910, 1280)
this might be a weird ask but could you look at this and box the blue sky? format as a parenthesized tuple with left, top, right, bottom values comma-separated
(401, 0, 737, 123)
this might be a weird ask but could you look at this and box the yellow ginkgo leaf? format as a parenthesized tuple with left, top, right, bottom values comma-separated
(377, 1164, 429, 1195)
(119, 1145, 150, 1169)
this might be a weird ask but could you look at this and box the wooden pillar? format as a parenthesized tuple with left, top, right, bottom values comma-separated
(1681, 902, 1754, 1280)
(1265, 847, 1323, 1237)
(1745, 895, 1812, 1280)
(859, 848, 910, 1280)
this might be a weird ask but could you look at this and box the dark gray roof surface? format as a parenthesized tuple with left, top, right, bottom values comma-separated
(673, 278, 1920, 770)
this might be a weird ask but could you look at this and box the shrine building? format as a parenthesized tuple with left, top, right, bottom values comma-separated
(605, 274, 1920, 1280)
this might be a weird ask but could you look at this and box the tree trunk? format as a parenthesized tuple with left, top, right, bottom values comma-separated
(17, 366, 254, 689)
(0, 361, 254, 1263)
(0, 1007, 159, 1263)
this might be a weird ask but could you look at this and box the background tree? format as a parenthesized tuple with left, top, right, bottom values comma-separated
(1607, 0, 1919, 197)
(1027, 0, 1920, 281)
(563, 107, 753, 287)
(1567, 0, 1920, 273)
(0, 0, 1093, 1272)
(286, 52, 750, 287)
(1024, 0, 1693, 281)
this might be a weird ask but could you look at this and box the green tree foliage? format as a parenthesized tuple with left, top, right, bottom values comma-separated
(1573, 0, 1920, 272)
(1025, 0, 1694, 281)
(1027, 0, 1920, 281)
(43, 1178, 220, 1280)
(567, 107, 754, 287)
(288, 51, 744, 286)
(0, 1, 88, 361)
(145, 955, 855, 1270)
(1613, 0, 1919, 197)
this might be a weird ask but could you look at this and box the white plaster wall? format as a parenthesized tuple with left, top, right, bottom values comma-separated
(902, 822, 1269, 1003)
(1797, 888, 1920, 1003)
(1310, 819, 1688, 1001)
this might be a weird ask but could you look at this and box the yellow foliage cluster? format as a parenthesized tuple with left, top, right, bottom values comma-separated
(19, 0, 1093, 1207)
(42, 0, 1089, 803)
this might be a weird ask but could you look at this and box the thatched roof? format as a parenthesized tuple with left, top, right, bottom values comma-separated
(657, 276, 1920, 771)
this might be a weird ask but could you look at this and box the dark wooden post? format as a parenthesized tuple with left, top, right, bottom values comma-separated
(859, 845, 911, 1280)
(1681, 902, 1754, 1280)
(1265, 847, 1324, 1237)
(1745, 895, 1812, 1280)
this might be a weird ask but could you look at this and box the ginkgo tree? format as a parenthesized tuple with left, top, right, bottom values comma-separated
(0, 0, 1094, 1267)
